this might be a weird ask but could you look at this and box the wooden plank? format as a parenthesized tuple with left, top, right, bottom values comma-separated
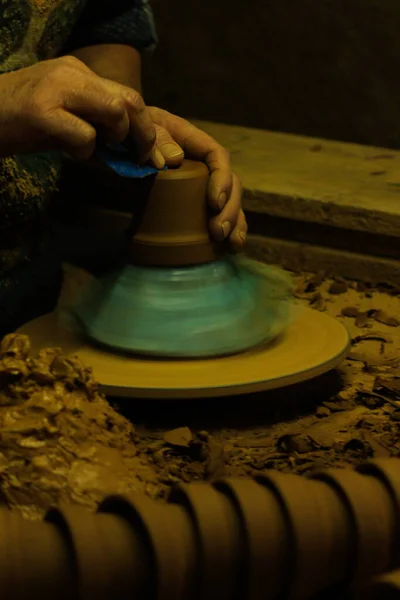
(247, 235, 400, 288)
(191, 120, 400, 238)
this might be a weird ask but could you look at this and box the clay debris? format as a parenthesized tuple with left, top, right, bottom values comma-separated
(141, 427, 225, 483)
(0, 334, 162, 519)
(341, 307, 399, 328)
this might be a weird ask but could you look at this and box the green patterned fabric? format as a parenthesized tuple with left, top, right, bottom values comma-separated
(0, 0, 88, 274)
(0, 0, 156, 333)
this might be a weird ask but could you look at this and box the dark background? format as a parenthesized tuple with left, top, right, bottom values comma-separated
(144, 0, 400, 148)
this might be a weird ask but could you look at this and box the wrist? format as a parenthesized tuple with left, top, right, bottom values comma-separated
(68, 44, 143, 93)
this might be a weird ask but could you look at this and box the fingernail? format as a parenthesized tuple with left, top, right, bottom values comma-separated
(161, 143, 184, 159)
(217, 191, 228, 211)
(152, 147, 165, 169)
(221, 221, 232, 239)
(239, 231, 247, 244)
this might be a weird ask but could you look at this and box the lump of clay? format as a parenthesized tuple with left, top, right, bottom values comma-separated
(0, 334, 162, 519)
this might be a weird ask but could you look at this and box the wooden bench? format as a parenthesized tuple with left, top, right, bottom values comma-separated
(193, 121, 400, 286)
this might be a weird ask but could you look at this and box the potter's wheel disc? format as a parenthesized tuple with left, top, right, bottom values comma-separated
(19, 308, 350, 399)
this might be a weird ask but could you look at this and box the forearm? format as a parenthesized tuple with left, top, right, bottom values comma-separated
(69, 44, 143, 93)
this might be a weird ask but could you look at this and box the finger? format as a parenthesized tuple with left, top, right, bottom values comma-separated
(63, 83, 130, 144)
(149, 107, 233, 207)
(100, 79, 156, 160)
(154, 124, 184, 167)
(208, 173, 243, 242)
(229, 209, 248, 252)
(41, 108, 97, 160)
(206, 145, 233, 211)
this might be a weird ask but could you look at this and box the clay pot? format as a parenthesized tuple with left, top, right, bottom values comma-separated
(0, 508, 73, 600)
(256, 472, 352, 600)
(129, 160, 223, 267)
(356, 459, 400, 570)
(169, 481, 241, 600)
(311, 468, 395, 587)
(213, 477, 288, 600)
(46, 504, 140, 600)
(99, 493, 195, 600)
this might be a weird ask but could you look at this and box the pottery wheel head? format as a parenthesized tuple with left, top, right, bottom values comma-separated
(18, 307, 350, 400)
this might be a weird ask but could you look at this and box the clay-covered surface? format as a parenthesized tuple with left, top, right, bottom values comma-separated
(0, 335, 161, 519)
(1, 270, 400, 518)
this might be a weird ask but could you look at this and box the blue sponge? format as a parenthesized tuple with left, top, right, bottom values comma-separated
(96, 142, 167, 178)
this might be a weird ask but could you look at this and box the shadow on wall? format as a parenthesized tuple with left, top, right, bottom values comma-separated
(144, 0, 400, 148)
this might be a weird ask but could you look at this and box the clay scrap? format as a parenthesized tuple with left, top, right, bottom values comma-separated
(0, 333, 162, 519)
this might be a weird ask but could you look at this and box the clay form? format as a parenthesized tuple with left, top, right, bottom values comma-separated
(129, 160, 221, 267)
(71, 258, 293, 357)
(65, 159, 296, 357)
(356, 459, 400, 570)
(213, 478, 288, 600)
(310, 468, 395, 586)
(98, 462, 400, 599)
(46, 505, 139, 600)
(19, 305, 350, 398)
(2, 460, 400, 598)
(169, 483, 240, 600)
(99, 494, 195, 600)
(256, 472, 351, 600)
(0, 508, 73, 600)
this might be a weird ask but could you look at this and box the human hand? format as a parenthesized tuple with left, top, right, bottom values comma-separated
(0, 56, 157, 162)
(147, 107, 247, 251)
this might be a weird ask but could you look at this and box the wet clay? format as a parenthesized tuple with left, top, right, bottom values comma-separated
(19, 306, 350, 399)
(0, 334, 163, 519)
(130, 160, 222, 266)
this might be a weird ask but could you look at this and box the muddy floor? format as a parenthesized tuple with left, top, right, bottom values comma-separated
(1, 269, 400, 518)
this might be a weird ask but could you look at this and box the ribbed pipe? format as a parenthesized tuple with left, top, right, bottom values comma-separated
(1, 458, 400, 600)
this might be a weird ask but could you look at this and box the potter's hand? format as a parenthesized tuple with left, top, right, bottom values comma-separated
(149, 107, 247, 251)
(0, 56, 156, 162)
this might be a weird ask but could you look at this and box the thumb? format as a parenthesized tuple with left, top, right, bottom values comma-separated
(155, 124, 184, 166)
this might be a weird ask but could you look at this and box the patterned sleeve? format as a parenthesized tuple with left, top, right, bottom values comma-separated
(63, 0, 158, 54)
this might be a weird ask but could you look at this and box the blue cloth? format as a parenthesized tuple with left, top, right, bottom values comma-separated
(96, 143, 166, 178)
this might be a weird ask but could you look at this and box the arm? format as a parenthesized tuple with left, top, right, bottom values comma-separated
(62, 0, 246, 248)
(61, 0, 160, 164)
(69, 43, 143, 92)
(62, 0, 157, 92)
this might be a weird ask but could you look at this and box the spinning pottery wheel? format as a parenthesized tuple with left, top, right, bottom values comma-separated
(19, 159, 350, 399)
(20, 307, 349, 399)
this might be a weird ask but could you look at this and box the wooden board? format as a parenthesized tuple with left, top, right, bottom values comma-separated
(191, 120, 400, 239)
